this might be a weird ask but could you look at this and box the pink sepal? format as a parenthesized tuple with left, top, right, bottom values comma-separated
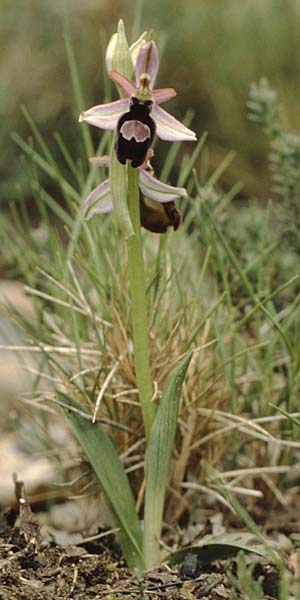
(153, 88, 177, 104)
(89, 155, 110, 167)
(136, 41, 159, 89)
(79, 98, 129, 130)
(108, 70, 136, 97)
(152, 105, 197, 141)
(83, 179, 113, 220)
(139, 169, 187, 203)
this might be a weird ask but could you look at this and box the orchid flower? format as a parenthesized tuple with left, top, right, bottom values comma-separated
(79, 40, 196, 167)
(83, 151, 186, 233)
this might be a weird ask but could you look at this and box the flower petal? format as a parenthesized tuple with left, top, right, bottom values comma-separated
(109, 70, 136, 97)
(152, 105, 197, 141)
(139, 169, 187, 203)
(79, 98, 129, 130)
(83, 179, 113, 220)
(89, 155, 110, 168)
(130, 32, 147, 67)
(153, 88, 177, 104)
(136, 41, 158, 89)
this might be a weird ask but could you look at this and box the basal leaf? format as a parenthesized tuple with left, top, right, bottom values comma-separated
(166, 532, 279, 566)
(143, 353, 192, 568)
(59, 392, 144, 572)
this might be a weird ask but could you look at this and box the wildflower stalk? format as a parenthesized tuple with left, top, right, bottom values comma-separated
(126, 163, 156, 441)
(79, 25, 196, 570)
(110, 139, 134, 239)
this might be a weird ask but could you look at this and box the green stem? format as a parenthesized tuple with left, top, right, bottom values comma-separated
(126, 164, 156, 442)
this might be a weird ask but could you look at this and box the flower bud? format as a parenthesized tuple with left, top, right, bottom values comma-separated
(105, 20, 133, 80)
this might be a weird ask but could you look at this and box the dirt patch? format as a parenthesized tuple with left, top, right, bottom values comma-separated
(3, 478, 298, 599)
(0, 499, 286, 600)
(0, 511, 227, 600)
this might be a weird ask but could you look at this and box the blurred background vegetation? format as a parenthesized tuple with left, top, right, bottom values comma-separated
(2, 0, 300, 206)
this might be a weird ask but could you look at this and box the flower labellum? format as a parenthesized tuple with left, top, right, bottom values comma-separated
(140, 196, 181, 233)
(116, 97, 156, 167)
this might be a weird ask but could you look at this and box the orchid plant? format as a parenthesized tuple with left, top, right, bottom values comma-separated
(62, 21, 197, 573)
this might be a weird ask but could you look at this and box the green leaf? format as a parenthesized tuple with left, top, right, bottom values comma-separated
(165, 532, 279, 566)
(111, 20, 133, 80)
(143, 353, 192, 568)
(269, 403, 300, 429)
(59, 392, 144, 572)
(202, 461, 282, 566)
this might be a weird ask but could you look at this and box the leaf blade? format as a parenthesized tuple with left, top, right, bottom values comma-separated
(59, 392, 144, 572)
(165, 532, 279, 567)
(143, 353, 192, 568)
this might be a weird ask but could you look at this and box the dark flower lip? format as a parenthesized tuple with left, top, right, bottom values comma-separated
(140, 197, 182, 233)
(163, 202, 182, 231)
(116, 98, 156, 168)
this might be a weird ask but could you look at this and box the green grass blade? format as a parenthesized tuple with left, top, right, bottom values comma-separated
(63, 26, 94, 158)
(166, 532, 277, 566)
(59, 392, 144, 572)
(12, 133, 80, 202)
(177, 131, 208, 187)
(269, 403, 300, 428)
(201, 202, 294, 359)
(204, 461, 281, 565)
(143, 352, 192, 569)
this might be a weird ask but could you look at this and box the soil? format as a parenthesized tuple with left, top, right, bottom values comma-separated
(0, 495, 289, 600)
